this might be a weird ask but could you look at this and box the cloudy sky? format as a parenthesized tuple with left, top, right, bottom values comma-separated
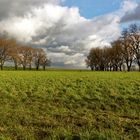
(0, 0, 140, 68)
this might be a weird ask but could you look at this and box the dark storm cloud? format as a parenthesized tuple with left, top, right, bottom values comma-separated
(0, 0, 60, 20)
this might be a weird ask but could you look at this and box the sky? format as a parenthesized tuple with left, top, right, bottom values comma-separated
(64, 0, 122, 18)
(0, 0, 140, 68)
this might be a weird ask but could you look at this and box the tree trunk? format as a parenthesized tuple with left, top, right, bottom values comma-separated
(113, 66, 115, 71)
(138, 61, 140, 72)
(119, 66, 122, 71)
(29, 64, 32, 70)
(43, 66, 46, 71)
(115, 66, 118, 71)
(23, 65, 26, 70)
(36, 65, 39, 70)
(127, 66, 131, 72)
(126, 61, 132, 72)
(14, 60, 18, 70)
(0, 65, 3, 70)
(15, 64, 18, 70)
(100, 65, 104, 71)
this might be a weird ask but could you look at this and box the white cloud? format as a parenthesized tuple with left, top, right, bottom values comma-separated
(121, 0, 137, 13)
(48, 52, 85, 68)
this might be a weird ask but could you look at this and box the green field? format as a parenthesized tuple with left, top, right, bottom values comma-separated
(0, 71, 140, 140)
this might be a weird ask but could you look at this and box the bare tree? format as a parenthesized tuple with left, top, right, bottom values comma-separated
(122, 39, 134, 71)
(111, 40, 123, 71)
(41, 57, 51, 70)
(86, 48, 102, 71)
(8, 44, 21, 70)
(0, 38, 15, 70)
(18, 46, 34, 70)
(0, 37, 51, 71)
(34, 48, 46, 70)
(85, 48, 96, 71)
(128, 24, 140, 71)
(86, 47, 110, 71)
(121, 24, 140, 71)
(27, 47, 35, 70)
(121, 28, 135, 71)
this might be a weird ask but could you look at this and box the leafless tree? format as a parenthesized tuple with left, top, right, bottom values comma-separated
(111, 40, 123, 71)
(128, 24, 140, 71)
(121, 24, 140, 71)
(18, 46, 35, 70)
(34, 48, 46, 70)
(0, 38, 16, 70)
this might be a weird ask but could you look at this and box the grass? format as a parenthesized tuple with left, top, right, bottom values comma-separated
(0, 71, 140, 140)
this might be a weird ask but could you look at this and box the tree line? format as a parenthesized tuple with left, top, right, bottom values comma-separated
(86, 24, 140, 71)
(0, 37, 51, 70)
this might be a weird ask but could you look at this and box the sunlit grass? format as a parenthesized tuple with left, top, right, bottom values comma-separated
(0, 71, 140, 139)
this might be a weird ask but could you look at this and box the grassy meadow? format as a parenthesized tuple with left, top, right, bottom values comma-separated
(0, 71, 140, 140)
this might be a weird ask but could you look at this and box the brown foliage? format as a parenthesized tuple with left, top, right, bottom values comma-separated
(0, 38, 50, 70)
